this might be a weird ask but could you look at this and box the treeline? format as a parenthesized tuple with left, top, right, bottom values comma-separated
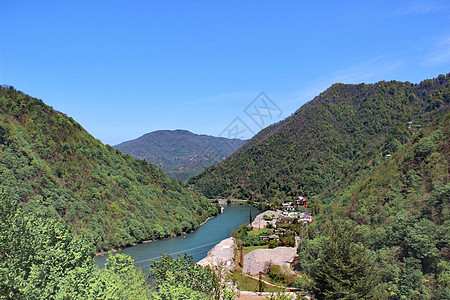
(0, 86, 219, 251)
(190, 74, 449, 204)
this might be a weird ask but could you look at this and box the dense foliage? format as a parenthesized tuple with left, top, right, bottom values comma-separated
(311, 111, 450, 299)
(149, 254, 234, 299)
(0, 189, 232, 299)
(0, 86, 219, 251)
(299, 221, 382, 299)
(190, 75, 449, 204)
(115, 130, 246, 181)
(191, 74, 449, 298)
(290, 110, 449, 299)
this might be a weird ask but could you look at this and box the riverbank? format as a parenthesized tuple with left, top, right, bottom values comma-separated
(198, 237, 236, 270)
(94, 204, 261, 269)
(250, 210, 282, 229)
(95, 208, 223, 257)
(198, 210, 308, 299)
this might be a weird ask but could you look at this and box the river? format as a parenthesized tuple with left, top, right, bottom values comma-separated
(95, 204, 261, 270)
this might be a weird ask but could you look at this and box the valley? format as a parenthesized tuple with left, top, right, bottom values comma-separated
(1, 74, 449, 299)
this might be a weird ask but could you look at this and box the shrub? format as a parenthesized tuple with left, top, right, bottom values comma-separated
(268, 265, 295, 285)
(268, 240, 278, 249)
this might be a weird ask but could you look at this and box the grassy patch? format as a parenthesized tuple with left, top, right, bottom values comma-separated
(243, 244, 269, 256)
(248, 228, 272, 236)
(231, 270, 286, 293)
(262, 274, 289, 287)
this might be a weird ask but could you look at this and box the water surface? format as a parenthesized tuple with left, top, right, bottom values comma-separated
(95, 204, 260, 270)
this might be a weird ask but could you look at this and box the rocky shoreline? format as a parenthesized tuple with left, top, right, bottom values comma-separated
(197, 237, 237, 270)
(198, 210, 308, 300)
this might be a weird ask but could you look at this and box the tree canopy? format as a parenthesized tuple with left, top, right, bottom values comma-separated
(0, 86, 219, 251)
(190, 75, 449, 204)
(0, 189, 232, 299)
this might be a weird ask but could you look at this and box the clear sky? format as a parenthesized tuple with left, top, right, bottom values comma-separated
(1, 1, 449, 145)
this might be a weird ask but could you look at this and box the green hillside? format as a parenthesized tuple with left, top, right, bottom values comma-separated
(304, 111, 449, 298)
(188, 74, 449, 298)
(189, 74, 450, 204)
(0, 86, 219, 251)
(115, 130, 246, 182)
(324, 112, 449, 226)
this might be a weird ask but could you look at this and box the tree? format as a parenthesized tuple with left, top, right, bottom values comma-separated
(304, 221, 384, 299)
(149, 254, 221, 299)
(0, 189, 99, 299)
(98, 254, 151, 299)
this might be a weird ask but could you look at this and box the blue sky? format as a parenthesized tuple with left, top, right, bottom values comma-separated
(1, 1, 449, 145)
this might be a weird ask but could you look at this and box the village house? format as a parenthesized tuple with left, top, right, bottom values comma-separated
(295, 196, 308, 205)
(259, 234, 280, 241)
(282, 202, 295, 211)
(282, 211, 301, 217)
(298, 212, 314, 223)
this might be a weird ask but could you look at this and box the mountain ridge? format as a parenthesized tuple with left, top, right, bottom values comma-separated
(115, 129, 246, 181)
(190, 74, 449, 298)
(190, 75, 450, 202)
(0, 86, 219, 251)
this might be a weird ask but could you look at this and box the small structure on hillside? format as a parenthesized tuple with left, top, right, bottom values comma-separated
(282, 202, 295, 211)
(295, 196, 308, 205)
(259, 234, 279, 241)
(283, 211, 304, 218)
(298, 212, 313, 223)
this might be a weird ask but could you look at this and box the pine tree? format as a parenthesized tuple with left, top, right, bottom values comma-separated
(305, 221, 384, 299)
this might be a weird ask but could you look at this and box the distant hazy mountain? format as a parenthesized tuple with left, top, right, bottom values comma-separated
(114, 130, 247, 181)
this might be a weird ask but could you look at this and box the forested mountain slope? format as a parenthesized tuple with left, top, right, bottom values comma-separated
(190, 74, 450, 203)
(188, 74, 449, 298)
(305, 111, 450, 298)
(115, 130, 246, 181)
(0, 86, 219, 251)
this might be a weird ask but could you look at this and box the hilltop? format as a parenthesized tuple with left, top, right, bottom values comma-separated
(190, 74, 450, 203)
(115, 129, 246, 181)
(190, 74, 449, 298)
(0, 86, 219, 251)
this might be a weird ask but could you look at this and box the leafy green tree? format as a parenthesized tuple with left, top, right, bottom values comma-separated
(151, 271, 209, 300)
(303, 221, 383, 299)
(0, 189, 99, 299)
(1, 189, 227, 299)
(149, 254, 221, 299)
(97, 254, 152, 299)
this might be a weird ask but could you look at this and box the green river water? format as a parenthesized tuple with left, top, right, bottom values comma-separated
(95, 204, 261, 270)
